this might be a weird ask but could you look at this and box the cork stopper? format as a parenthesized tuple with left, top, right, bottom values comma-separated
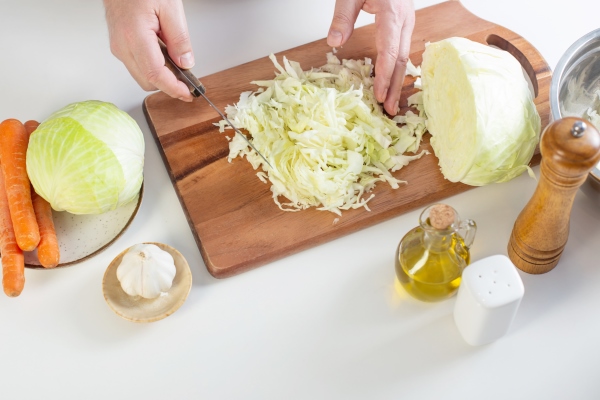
(429, 204, 456, 230)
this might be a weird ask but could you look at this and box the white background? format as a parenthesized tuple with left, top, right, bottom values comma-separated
(1, 0, 599, 399)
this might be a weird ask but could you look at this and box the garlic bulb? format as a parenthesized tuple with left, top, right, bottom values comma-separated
(116, 243, 177, 299)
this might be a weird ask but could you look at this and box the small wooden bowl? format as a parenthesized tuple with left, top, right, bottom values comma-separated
(102, 242, 192, 323)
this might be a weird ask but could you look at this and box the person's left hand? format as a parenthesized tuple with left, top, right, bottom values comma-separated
(327, 0, 415, 115)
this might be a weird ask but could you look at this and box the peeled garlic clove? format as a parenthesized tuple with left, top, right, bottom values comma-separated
(116, 243, 176, 299)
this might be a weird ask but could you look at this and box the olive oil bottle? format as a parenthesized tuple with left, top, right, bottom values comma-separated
(395, 204, 476, 302)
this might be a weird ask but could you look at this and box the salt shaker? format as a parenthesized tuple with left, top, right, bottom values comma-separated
(453, 255, 524, 346)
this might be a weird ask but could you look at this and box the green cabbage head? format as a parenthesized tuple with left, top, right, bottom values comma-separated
(421, 37, 541, 186)
(26, 100, 144, 214)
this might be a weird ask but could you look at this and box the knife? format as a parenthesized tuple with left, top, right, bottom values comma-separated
(157, 38, 272, 169)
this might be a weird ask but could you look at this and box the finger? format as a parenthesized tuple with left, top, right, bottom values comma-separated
(122, 55, 158, 92)
(107, 36, 159, 92)
(157, 0, 194, 69)
(132, 30, 193, 101)
(373, 10, 402, 103)
(383, 17, 415, 115)
(327, 0, 364, 48)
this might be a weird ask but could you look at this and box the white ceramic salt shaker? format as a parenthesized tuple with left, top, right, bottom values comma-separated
(453, 255, 524, 346)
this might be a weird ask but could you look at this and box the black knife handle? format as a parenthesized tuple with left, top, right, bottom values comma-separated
(158, 38, 206, 97)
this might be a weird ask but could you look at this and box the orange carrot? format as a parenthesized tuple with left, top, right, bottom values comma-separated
(0, 163, 24, 297)
(24, 120, 40, 140)
(24, 120, 60, 268)
(31, 189, 59, 268)
(0, 119, 40, 251)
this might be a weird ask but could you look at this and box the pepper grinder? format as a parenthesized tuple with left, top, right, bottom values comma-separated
(508, 117, 600, 274)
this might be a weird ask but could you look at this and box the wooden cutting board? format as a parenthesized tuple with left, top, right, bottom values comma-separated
(143, 0, 551, 278)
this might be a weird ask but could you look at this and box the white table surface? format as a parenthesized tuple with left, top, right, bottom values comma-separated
(1, 1, 599, 399)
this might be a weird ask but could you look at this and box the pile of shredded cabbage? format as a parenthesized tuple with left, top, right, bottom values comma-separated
(217, 53, 427, 215)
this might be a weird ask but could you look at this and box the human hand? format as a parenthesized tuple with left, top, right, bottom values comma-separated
(327, 0, 415, 115)
(103, 0, 195, 101)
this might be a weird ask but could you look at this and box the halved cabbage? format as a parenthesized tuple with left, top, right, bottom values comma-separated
(421, 37, 541, 185)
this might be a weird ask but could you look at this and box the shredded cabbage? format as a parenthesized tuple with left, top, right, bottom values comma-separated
(218, 54, 427, 215)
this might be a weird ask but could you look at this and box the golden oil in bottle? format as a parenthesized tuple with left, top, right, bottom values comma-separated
(395, 226, 471, 302)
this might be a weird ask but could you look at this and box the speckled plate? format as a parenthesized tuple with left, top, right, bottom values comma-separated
(23, 185, 143, 268)
(102, 242, 192, 323)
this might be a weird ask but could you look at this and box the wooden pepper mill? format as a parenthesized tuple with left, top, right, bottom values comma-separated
(508, 117, 600, 274)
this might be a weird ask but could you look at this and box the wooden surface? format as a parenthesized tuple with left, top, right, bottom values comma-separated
(143, 0, 551, 278)
(508, 118, 600, 274)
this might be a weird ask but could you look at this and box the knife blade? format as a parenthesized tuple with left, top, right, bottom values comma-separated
(157, 38, 272, 169)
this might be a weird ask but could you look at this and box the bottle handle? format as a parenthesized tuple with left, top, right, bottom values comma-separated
(457, 219, 477, 248)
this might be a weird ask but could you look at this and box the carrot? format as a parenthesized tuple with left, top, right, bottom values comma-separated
(24, 120, 40, 139)
(0, 163, 24, 297)
(24, 120, 60, 268)
(31, 189, 59, 268)
(0, 119, 40, 251)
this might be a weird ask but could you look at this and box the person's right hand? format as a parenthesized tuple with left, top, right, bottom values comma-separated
(103, 0, 195, 101)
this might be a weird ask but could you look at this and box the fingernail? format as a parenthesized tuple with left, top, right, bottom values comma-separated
(328, 30, 343, 47)
(394, 100, 399, 114)
(179, 96, 193, 103)
(180, 52, 194, 69)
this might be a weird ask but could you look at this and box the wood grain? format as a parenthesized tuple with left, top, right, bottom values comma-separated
(508, 118, 600, 274)
(143, 0, 551, 278)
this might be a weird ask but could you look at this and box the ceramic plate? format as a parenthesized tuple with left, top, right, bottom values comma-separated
(102, 242, 192, 323)
(23, 185, 143, 268)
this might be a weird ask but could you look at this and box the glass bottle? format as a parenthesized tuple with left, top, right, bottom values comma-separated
(395, 203, 477, 302)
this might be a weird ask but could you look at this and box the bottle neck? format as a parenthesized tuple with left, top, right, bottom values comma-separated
(423, 229, 454, 252)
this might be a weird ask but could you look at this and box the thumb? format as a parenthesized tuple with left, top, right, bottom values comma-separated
(328, 0, 363, 48)
(158, 1, 194, 69)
